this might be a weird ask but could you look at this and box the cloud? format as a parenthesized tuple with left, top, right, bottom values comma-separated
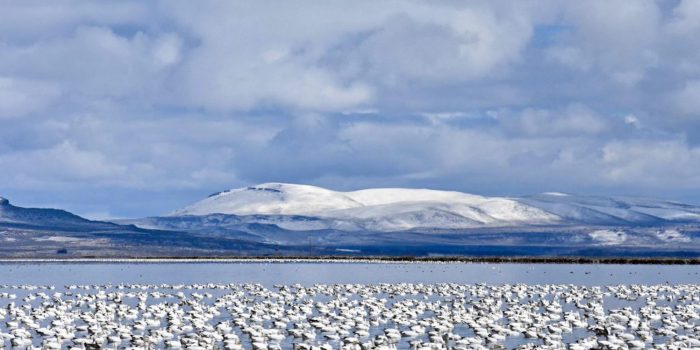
(161, 1, 382, 111)
(601, 140, 700, 187)
(0, 25, 184, 101)
(228, 111, 700, 196)
(0, 141, 126, 186)
(557, 0, 660, 85)
(0, 1, 148, 41)
(671, 80, 700, 116)
(1, 0, 700, 217)
(0, 77, 60, 118)
(494, 104, 609, 137)
(667, 0, 700, 36)
(325, 8, 533, 84)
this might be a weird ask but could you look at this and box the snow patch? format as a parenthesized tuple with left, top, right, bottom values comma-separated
(655, 229, 691, 243)
(541, 192, 569, 197)
(589, 229, 627, 245)
(335, 248, 361, 253)
(33, 236, 83, 242)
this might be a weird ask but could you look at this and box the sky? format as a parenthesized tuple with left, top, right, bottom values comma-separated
(1, 0, 700, 219)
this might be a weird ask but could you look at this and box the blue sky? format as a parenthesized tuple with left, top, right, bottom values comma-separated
(1, 0, 700, 219)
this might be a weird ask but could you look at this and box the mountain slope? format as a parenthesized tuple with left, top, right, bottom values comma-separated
(0, 197, 292, 258)
(172, 183, 560, 230)
(0, 197, 98, 228)
(2, 189, 699, 258)
(170, 183, 700, 231)
(172, 184, 363, 216)
(518, 193, 700, 225)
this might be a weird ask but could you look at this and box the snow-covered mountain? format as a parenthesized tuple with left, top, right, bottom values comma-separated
(171, 183, 558, 231)
(519, 193, 700, 225)
(169, 183, 700, 231)
(2, 189, 699, 258)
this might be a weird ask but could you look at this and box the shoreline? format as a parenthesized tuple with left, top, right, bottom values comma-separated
(0, 256, 699, 264)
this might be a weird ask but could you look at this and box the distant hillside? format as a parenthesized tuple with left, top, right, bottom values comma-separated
(2, 185, 700, 258)
(169, 183, 700, 231)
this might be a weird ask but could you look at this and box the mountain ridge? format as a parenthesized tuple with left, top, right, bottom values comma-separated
(0, 196, 97, 227)
(169, 183, 700, 230)
(1, 186, 700, 257)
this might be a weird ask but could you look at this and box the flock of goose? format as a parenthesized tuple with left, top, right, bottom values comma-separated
(0, 282, 698, 349)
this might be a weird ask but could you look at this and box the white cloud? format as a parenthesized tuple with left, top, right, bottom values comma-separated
(0, 1, 148, 40)
(671, 80, 700, 116)
(561, 0, 660, 84)
(451, 7, 532, 77)
(0, 141, 126, 185)
(545, 46, 592, 71)
(667, 0, 700, 36)
(495, 104, 609, 137)
(151, 34, 182, 67)
(325, 5, 534, 86)
(0, 26, 184, 100)
(161, 1, 393, 111)
(623, 114, 640, 128)
(0, 77, 60, 118)
(2, 0, 700, 216)
(601, 140, 700, 187)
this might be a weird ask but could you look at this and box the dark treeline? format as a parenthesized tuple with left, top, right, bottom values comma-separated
(9, 255, 700, 265)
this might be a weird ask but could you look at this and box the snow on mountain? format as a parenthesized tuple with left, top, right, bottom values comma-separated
(169, 184, 700, 231)
(343, 188, 556, 224)
(172, 184, 362, 216)
(2, 190, 695, 257)
(589, 229, 627, 245)
(518, 193, 700, 225)
(170, 183, 559, 230)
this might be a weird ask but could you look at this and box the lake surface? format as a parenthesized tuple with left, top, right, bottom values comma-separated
(0, 262, 698, 349)
(0, 261, 698, 286)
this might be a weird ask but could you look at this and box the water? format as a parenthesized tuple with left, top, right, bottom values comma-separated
(0, 261, 698, 286)
(0, 262, 698, 349)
